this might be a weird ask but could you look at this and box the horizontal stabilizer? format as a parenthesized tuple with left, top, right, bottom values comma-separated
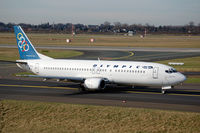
(0, 60, 27, 64)
(16, 74, 85, 82)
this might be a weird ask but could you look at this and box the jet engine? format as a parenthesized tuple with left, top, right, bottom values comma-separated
(83, 78, 106, 90)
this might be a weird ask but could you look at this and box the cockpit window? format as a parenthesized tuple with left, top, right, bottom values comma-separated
(165, 68, 177, 73)
(172, 69, 177, 73)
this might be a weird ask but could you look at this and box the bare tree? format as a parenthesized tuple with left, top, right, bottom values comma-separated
(104, 21, 111, 26)
(189, 21, 194, 27)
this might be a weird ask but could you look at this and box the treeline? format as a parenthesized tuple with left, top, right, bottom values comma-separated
(0, 21, 200, 35)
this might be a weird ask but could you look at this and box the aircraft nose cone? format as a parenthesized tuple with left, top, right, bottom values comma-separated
(179, 73, 187, 83)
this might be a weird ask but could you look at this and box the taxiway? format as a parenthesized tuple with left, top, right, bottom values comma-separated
(0, 46, 200, 112)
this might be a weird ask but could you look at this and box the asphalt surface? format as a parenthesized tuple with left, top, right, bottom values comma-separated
(0, 79, 200, 112)
(0, 47, 200, 112)
(70, 50, 200, 61)
(1, 44, 200, 61)
(1, 44, 200, 52)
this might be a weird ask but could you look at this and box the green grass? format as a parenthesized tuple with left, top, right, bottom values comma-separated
(0, 48, 82, 61)
(185, 76, 200, 84)
(14, 72, 34, 76)
(38, 49, 82, 59)
(0, 100, 200, 133)
(1, 33, 200, 48)
(157, 56, 200, 72)
(0, 48, 19, 61)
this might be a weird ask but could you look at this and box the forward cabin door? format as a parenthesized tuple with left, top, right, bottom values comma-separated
(153, 67, 159, 79)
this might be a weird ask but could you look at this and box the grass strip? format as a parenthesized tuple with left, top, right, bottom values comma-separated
(0, 48, 83, 61)
(0, 100, 200, 133)
(156, 56, 200, 72)
(185, 76, 200, 84)
(1, 33, 200, 48)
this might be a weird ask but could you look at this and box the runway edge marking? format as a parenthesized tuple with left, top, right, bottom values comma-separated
(125, 90, 200, 97)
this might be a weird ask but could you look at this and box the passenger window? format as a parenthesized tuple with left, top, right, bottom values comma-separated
(148, 66, 153, 69)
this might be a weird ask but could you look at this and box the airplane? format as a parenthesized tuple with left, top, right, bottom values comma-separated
(14, 26, 186, 94)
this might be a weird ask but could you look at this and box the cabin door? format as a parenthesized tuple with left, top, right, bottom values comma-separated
(153, 67, 159, 79)
(35, 63, 39, 74)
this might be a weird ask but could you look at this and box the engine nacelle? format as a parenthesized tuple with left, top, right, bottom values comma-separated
(84, 78, 106, 90)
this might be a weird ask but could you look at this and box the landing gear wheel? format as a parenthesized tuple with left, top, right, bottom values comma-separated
(161, 89, 166, 94)
(78, 84, 86, 92)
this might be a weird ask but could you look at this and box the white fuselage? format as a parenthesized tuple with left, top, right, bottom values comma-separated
(17, 59, 186, 87)
(13, 25, 186, 93)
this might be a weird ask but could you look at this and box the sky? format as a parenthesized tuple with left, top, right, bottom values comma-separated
(0, 0, 200, 26)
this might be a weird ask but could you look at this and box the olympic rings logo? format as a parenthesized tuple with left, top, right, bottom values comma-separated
(17, 33, 29, 52)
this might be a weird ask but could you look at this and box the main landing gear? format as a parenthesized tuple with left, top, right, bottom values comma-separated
(78, 84, 86, 92)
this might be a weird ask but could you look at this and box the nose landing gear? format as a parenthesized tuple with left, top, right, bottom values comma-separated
(161, 86, 171, 94)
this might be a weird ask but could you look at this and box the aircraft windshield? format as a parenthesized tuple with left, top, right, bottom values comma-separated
(165, 68, 177, 73)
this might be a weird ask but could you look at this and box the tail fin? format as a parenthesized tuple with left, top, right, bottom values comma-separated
(14, 26, 40, 60)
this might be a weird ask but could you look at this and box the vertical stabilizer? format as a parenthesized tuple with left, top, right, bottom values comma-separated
(14, 26, 40, 60)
